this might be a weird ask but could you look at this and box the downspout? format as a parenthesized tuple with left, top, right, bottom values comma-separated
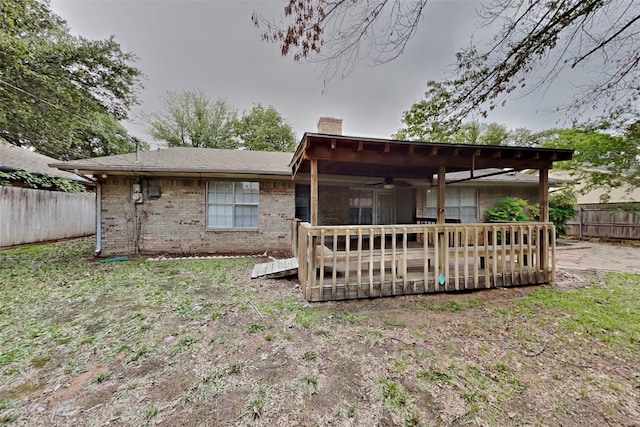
(95, 182, 102, 255)
(69, 168, 101, 255)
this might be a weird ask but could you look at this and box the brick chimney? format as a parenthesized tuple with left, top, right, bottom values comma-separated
(317, 117, 343, 135)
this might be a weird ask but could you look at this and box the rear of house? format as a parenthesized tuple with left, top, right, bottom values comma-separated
(52, 118, 573, 303)
(52, 148, 295, 256)
(51, 119, 560, 258)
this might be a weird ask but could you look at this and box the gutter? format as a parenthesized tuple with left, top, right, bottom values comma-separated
(95, 182, 102, 256)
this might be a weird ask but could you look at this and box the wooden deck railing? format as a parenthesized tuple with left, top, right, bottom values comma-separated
(296, 222, 556, 302)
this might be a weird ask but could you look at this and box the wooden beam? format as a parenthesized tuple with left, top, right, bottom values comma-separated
(384, 143, 391, 153)
(310, 159, 318, 226)
(306, 144, 556, 171)
(430, 146, 439, 156)
(407, 145, 415, 154)
(355, 141, 364, 152)
(330, 139, 336, 150)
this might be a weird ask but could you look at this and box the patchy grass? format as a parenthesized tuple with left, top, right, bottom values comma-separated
(1, 239, 639, 426)
(520, 274, 640, 356)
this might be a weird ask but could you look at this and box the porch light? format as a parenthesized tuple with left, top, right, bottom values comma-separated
(383, 177, 395, 189)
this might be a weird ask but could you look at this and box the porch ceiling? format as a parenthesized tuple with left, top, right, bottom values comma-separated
(291, 133, 574, 180)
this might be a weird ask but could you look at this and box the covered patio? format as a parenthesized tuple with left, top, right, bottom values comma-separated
(291, 133, 573, 302)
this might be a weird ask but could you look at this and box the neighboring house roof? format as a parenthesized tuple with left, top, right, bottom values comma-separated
(549, 170, 640, 204)
(0, 144, 91, 183)
(50, 147, 293, 178)
(441, 168, 565, 186)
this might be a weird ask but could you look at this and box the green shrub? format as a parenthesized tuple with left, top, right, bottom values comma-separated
(549, 186, 577, 236)
(484, 197, 534, 222)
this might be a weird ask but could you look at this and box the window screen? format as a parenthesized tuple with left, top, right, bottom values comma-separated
(207, 181, 259, 228)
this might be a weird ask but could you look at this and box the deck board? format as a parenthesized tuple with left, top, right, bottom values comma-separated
(251, 257, 299, 279)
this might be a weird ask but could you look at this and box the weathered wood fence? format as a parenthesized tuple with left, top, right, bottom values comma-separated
(0, 187, 95, 248)
(297, 222, 555, 302)
(566, 207, 640, 240)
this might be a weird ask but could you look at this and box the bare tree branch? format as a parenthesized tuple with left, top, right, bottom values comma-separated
(256, 0, 640, 124)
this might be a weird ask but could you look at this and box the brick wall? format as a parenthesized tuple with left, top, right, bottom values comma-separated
(318, 185, 350, 225)
(99, 177, 294, 256)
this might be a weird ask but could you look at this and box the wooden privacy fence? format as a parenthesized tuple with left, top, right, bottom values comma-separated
(567, 207, 640, 240)
(297, 222, 555, 302)
(0, 186, 95, 248)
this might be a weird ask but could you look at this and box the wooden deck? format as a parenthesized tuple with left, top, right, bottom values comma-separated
(297, 222, 555, 302)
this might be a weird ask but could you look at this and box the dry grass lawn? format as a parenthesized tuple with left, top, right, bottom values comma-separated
(1, 239, 638, 426)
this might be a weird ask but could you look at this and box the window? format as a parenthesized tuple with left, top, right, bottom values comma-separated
(295, 184, 310, 222)
(426, 188, 477, 223)
(207, 181, 259, 228)
(349, 189, 374, 225)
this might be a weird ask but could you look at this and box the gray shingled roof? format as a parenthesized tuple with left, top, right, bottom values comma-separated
(0, 144, 90, 183)
(50, 147, 293, 176)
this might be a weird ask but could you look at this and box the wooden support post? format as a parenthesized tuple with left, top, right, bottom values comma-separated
(437, 166, 446, 224)
(437, 166, 447, 285)
(310, 159, 318, 226)
(539, 168, 549, 270)
(310, 159, 319, 295)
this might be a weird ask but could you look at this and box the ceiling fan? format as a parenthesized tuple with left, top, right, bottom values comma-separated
(366, 177, 412, 189)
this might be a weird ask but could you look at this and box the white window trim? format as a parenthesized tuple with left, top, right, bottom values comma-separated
(206, 181, 259, 230)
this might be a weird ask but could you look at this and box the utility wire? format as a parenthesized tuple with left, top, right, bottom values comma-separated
(0, 78, 93, 125)
(0, 78, 137, 140)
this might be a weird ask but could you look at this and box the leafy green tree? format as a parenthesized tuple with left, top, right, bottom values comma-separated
(395, 82, 521, 145)
(394, 81, 458, 142)
(145, 91, 239, 149)
(539, 124, 640, 195)
(45, 113, 147, 161)
(235, 104, 296, 152)
(0, 0, 143, 159)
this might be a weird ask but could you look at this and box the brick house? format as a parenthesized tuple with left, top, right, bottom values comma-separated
(51, 118, 566, 257)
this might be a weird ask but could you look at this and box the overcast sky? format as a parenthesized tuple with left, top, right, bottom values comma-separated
(50, 0, 578, 144)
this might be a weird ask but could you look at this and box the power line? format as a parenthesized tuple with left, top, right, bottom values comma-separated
(0, 78, 93, 125)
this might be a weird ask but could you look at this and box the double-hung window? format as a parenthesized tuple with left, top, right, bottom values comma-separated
(426, 187, 478, 223)
(207, 181, 259, 228)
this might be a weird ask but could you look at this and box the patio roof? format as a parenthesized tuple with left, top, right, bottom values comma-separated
(291, 133, 574, 180)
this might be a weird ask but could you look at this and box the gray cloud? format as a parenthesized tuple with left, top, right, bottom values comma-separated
(50, 0, 578, 144)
